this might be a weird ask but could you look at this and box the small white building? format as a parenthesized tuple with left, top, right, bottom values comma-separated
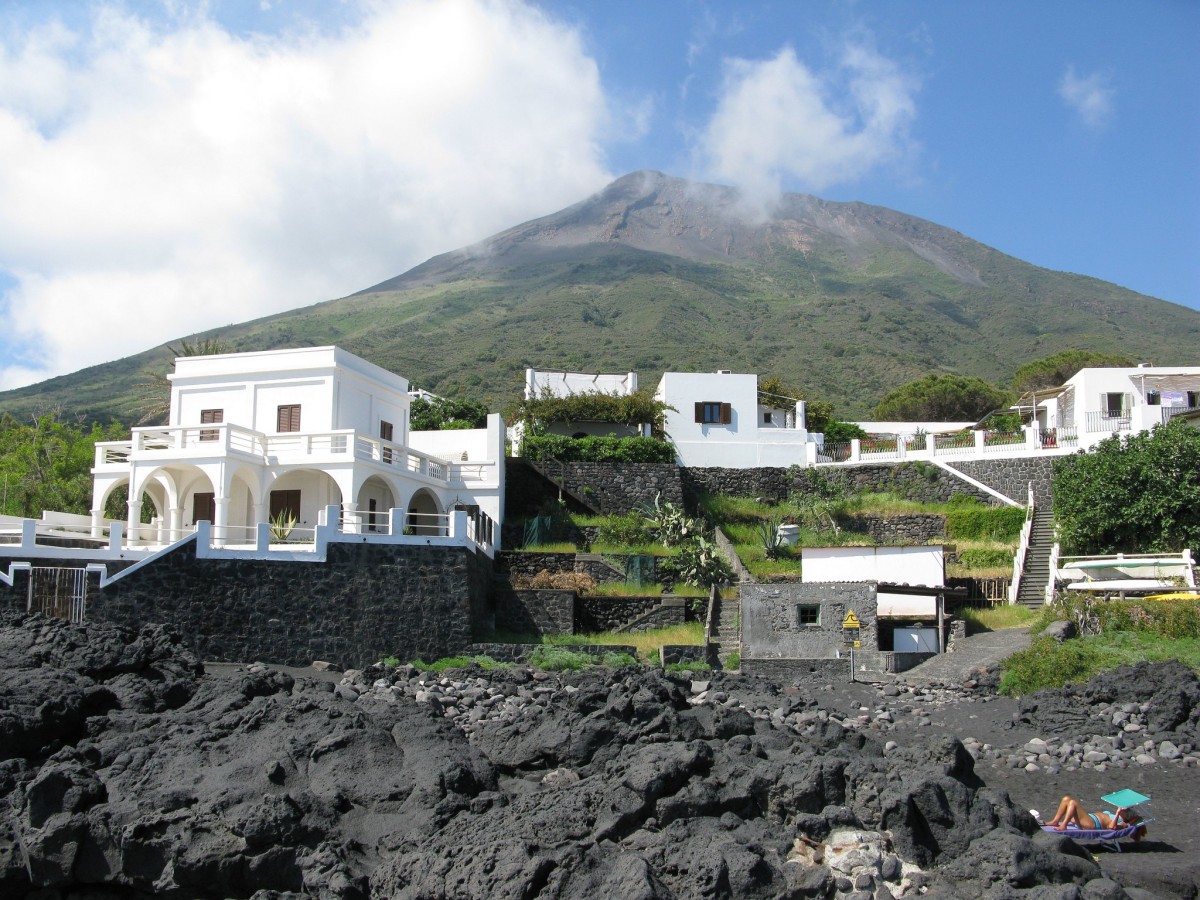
(89, 346, 504, 552)
(655, 370, 814, 467)
(511, 367, 649, 447)
(1015, 364, 1200, 450)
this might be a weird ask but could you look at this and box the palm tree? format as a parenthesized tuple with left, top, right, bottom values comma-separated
(134, 338, 231, 425)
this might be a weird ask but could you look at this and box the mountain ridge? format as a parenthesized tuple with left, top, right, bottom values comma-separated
(2, 171, 1197, 423)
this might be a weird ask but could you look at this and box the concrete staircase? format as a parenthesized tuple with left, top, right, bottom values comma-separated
(1016, 507, 1055, 608)
(709, 590, 741, 667)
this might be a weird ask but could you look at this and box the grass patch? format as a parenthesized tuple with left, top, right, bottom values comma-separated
(665, 660, 711, 674)
(528, 646, 592, 671)
(543, 622, 705, 661)
(515, 541, 579, 553)
(999, 630, 1200, 695)
(724, 650, 741, 671)
(957, 603, 1035, 634)
(409, 654, 511, 672)
(592, 581, 665, 597)
(590, 540, 676, 557)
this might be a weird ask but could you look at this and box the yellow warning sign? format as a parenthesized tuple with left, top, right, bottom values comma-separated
(842, 610, 861, 629)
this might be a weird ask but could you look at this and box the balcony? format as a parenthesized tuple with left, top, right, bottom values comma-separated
(1084, 412, 1131, 434)
(95, 424, 476, 486)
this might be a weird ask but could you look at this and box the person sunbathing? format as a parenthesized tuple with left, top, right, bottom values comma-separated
(1045, 795, 1147, 840)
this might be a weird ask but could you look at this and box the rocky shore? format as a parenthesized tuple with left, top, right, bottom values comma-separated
(2, 611, 1197, 899)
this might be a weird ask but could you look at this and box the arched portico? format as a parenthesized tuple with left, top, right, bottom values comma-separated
(406, 489, 445, 536)
(263, 469, 343, 535)
(356, 476, 397, 533)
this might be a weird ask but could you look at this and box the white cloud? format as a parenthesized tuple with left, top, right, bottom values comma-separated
(0, 0, 613, 390)
(1058, 65, 1114, 129)
(698, 41, 918, 215)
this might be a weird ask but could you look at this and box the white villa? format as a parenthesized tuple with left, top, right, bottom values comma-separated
(655, 370, 816, 467)
(82, 346, 504, 554)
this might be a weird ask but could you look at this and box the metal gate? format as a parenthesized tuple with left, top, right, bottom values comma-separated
(28, 567, 88, 623)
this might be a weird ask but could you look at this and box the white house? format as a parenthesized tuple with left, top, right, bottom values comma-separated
(89, 346, 504, 552)
(1013, 364, 1200, 450)
(655, 370, 814, 467)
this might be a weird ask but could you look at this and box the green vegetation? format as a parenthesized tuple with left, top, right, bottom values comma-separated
(957, 604, 1036, 634)
(520, 433, 675, 463)
(513, 387, 671, 433)
(665, 660, 712, 674)
(0, 412, 129, 517)
(724, 650, 741, 670)
(1053, 419, 1200, 554)
(872, 374, 1012, 421)
(999, 597, 1200, 694)
(944, 502, 1025, 542)
(410, 655, 512, 672)
(757, 375, 833, 432)
(409, 396, 489, 430)
(1012, 349, 1134, 393)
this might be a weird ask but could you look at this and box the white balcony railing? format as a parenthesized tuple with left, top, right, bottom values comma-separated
(1085, 411, 1130, 433)
(95, 425, 485, 487)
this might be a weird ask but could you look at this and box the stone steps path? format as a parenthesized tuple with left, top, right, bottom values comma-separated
(901, 626, 1032, 684)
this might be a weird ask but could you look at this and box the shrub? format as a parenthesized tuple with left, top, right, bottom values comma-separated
(513, 569, 598, 593)
(601, 652, 639, 668)
(521, 433, 675, 463)
(946, 505, 1026, 541)
(598, 513, 656, 547)
(665, 660, 712, 674)
(999, 635, 1106, 695)
(528, 646, 592, 671)
(958, 548, 1015, 569)
(724, 651, 741, 670)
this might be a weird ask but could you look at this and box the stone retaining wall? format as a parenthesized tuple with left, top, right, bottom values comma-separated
(78, 541, 490, 669)
(839, 514, 946, 544)
(741, 657, 850, 680)
(660, 645, 707, 667)
(945, 457, 1055, 505)
(493, 586, 575, 637)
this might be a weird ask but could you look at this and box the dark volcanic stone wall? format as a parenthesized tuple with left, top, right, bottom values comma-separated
(493, 586, 575, 636)
(840, 514, 946, 544)
(946, 457, 1055, 504)
(84, 540, 490, 668)
(681, 463, 997, 510)
(506, 459, 684, 517)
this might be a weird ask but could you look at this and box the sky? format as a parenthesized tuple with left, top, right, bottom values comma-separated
(0, 0, 1196, 391)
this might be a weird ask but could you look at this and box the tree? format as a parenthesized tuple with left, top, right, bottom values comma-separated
(135, 338, 232, 425)
(756, 375, 833, 432)
(872, 374, 1010, 422)
(1053, 419, 1200, 554)
(1012, 350, 1134, 393)
(410, 396, 489, 431)
(0, 411, 128, 517)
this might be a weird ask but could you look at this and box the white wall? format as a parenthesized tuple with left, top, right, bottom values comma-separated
(526, 367, 636, 398)
(657, 371, 813, 467)
(802, 546, 945, 588)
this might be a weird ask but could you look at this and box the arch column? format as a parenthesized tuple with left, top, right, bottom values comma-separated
(342, 501, 359, 534)
(168, 506, 184, 542)
(213, 496, 231, 547)
(126, 498, 142, 546)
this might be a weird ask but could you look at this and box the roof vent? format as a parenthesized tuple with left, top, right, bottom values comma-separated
(717, 369, 732, 374)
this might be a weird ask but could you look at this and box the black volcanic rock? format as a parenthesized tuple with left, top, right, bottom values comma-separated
(1, 612, 1165, 898)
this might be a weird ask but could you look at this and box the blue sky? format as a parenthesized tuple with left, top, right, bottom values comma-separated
(0, 0, 1196, 390)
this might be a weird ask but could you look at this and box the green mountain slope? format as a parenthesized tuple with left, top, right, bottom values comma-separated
(3, 171, 1198, 423)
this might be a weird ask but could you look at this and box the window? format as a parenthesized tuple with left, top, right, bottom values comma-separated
(1146, 390, 1161, 406)
(276, 404, 301, 433)
(1189, 391, 1200, 409)
(269, 490, 301, 523)
(199, 408, 223, 441)
(1102, 393, 1128, 418)
(763, 411, 773, 424)
(798, 605, 820, 626)
(193, 492, 215, 525)
(694, 401, 732, 425)
(380, 420, 394, 464)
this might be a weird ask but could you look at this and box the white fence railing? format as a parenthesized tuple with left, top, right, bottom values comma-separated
(95, 425, 493, 487)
